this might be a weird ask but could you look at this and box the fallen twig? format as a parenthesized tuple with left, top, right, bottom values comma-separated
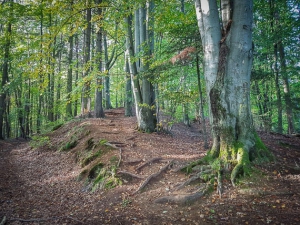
(134, 160, 174, 194)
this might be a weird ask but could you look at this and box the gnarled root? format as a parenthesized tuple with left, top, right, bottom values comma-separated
(231, 147, 250, 187)
(134, 160, 173, 194)
(173, 169, 212, 192)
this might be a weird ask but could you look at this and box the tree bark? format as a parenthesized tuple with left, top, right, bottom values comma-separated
(124, 5, 156, 132)
(0, 0, 12, 139)
(81, 0, 92, 116)
(66, 1, 74, 118)
(195, 0, 270, 183)
(278, 41, 294, 134)
(124, 54, 133, 117)
(94, 0, 105, 118)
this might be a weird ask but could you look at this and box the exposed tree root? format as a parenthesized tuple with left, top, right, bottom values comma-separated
(117, 148, 122, 167)
(135, 157, 163, 171)
(118, 171, 144, 179)
(134, 160, 173, 194)
(104, 142, 119, 149)
(231, 148, 250, 187)
(154, 188, 207, 205)
(217, 170, 222, 198)
(123, 159, 143, 164)
(173, 169, 212, 192)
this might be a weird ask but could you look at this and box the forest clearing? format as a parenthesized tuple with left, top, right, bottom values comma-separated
(1, 108, 300, 225)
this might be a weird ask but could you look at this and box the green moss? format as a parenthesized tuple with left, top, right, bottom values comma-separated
(88, 162, 104, 179)
(60, 140, 78, 151)
(86, 138, 95, 150)
(99, 139, 108, 145)
(81, 150, 102, 167)
(253, 133, 274, 163)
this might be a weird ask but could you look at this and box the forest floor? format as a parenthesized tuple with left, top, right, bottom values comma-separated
(1, 108, 300, 225)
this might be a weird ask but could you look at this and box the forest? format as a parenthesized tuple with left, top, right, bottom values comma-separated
(0, 0, 300, 224)
(0, 0, 299, 139)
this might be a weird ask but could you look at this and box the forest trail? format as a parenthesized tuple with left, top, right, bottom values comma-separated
(1, 108, 300, 225)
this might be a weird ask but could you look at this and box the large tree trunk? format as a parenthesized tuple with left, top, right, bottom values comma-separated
(195, 0, 271, 184)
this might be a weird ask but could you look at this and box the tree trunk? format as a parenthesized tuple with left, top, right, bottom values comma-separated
(74, 34, 79, 117)
(278, 42, 294, 134)
(124, 5, 156, 132)
(0, 1, 12, 139)
(195, 0, 272, 184)
(139, 4, 156, 132)
(81, 0, 92, 116)
(269, 0, 283, 133)
(66, 1, 74, 118)
(94, 0, 105, 118)
(103, 33, 113, 109)
(124, 54, 133, 117)
(124, 14, 142, 119)
(196, 53, 208, 149)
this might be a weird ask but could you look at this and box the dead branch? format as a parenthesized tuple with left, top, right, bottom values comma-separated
(135, 157, 163, 171)
(118, 171, 144, 179)
(134, 160, 173, 194)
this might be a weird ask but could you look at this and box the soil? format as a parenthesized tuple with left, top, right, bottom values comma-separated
(1, 108, 300, 225)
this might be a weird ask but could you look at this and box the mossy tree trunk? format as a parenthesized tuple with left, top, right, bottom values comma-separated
(195, 0, 272, 184)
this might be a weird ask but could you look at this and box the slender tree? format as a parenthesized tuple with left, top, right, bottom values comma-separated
(81, 0, 92, 116)
(94, 0, 105, 118)
(0, 0, 12, 139)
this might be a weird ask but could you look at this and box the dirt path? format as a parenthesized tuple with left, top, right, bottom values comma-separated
(1, 108, 300, 224)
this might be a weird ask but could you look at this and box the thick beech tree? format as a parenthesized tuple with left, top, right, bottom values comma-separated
(195, 0, 272, 184)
